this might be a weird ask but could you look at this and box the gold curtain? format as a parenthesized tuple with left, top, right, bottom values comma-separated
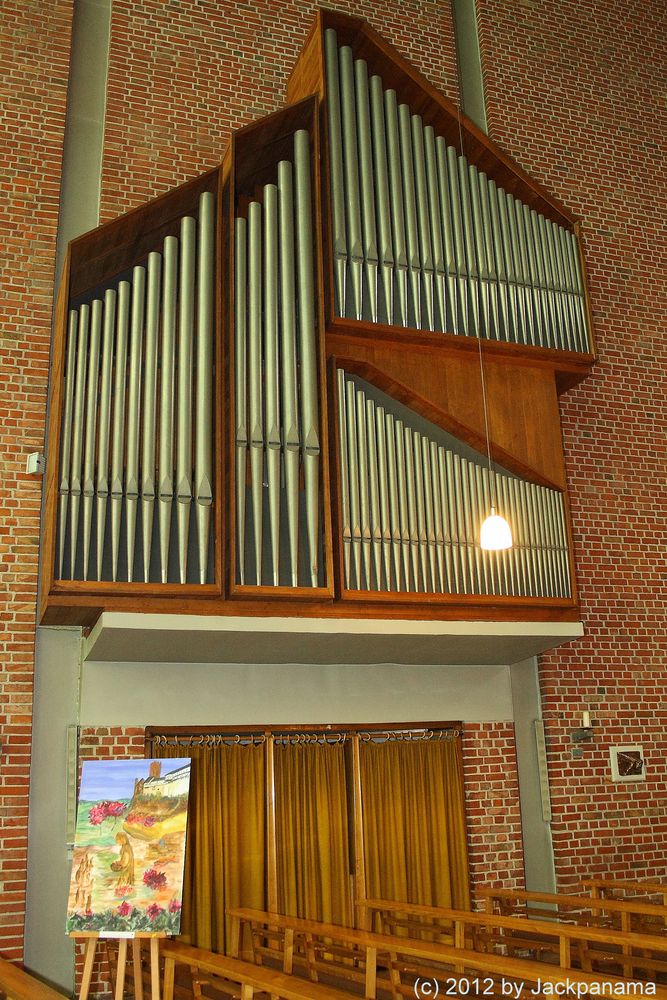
(156, 741, 266, 950)
(359, 738, 470, 911)
(274, 741, 352, 926)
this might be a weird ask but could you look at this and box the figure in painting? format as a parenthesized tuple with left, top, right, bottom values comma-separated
(110, 831, 135, 888)
(73, 849, 94, 911)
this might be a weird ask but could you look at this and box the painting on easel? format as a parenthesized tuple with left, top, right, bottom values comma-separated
(66, 759, 191, 934)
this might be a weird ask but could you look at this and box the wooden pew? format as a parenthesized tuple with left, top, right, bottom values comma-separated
(227, 906, 667, 1000)
(360, 897, 667, 980)
(582, 878, 667, 906)
(478, 886, 667, 935)
(161, 942, 357, 1000)
(228, 906, 385, 998)
(0, 958, 68, 1000)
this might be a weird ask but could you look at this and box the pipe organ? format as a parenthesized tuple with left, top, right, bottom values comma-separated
(337, 371, 570, 599)
(41, 9, 594, 628)
(323, 28, 590, 352)
(57, 192, 215, 587)
(234, 130, 323, 589)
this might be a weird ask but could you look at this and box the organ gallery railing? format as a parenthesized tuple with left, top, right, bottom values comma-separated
(40, 11, 594, 627)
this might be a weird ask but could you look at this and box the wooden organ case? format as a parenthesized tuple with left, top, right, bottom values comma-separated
(40, 10, 594, 632)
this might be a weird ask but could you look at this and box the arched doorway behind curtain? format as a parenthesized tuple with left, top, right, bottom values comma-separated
(274, 739, 352, 926)
(155, 740, 266, 952)
(359, 736, 470, 912)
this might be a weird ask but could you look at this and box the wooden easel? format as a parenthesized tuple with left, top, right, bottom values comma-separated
(71, 931, 166, 1000)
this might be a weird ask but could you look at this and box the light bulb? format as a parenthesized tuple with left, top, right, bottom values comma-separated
(480, 506, 513, 551)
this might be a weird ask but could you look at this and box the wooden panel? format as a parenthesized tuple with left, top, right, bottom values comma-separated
(68, 168, 220, 301)
(41, 590, 581, 628)
(286, 12, 324, 107)
(233, 97, 319, 207)
(0, 956, 72, 1000)
(327, 333, 568, 490)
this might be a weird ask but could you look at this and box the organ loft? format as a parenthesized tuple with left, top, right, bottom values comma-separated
(40, 8, 594, 632)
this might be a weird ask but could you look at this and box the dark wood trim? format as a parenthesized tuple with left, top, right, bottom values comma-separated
(39, 248, 71, 622)
(326, 319, 594, 390)
(41, 589, 582, 627)
(574, 221, 597, 359)
(69, 168, 220, 302)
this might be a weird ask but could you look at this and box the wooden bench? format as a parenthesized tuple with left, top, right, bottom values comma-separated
(161, 942, 357, 1000)
(227, 906, 667, 999)
(0, 958, 68, 1000)
(360, 896, 667, 979)
(478, 886, 667, 935)
(229, 906, 386, 998)
(583, 878, 667, 906)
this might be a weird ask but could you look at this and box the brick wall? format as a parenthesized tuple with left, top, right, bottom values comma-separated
(99, 0, 458, 220)
(0, 0, 72, 961)
(476, 0, 667, 889)
(462, 723, 525, 898)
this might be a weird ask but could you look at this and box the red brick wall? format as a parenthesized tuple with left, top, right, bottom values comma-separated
(0, 0, 72, 962)
(99, 0, 458, 220)
(463, 723, 525, 899)
(477, 0, 667, 889)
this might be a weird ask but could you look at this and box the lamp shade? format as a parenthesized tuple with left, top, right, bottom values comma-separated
(480, 507, 513, 550)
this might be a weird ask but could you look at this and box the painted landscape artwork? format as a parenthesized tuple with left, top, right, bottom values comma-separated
(66, 759, 191, 934)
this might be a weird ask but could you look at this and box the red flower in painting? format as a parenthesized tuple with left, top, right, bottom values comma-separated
(88, 804, 107, 826)
(147, 903, 164, 921)
(143, 868, 167, 891)
(143, 815, 156, 827)
(89, 800, 126, 825)
(117, 901, 132, 917)
(168, 899, 182, 914)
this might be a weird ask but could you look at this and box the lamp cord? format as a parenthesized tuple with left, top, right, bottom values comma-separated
(449, 0, 497, 509)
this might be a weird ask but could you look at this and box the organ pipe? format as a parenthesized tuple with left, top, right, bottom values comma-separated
(233, 129, 322, 589)
(322, 29, 592, 353)
(336, 370, 572, 599)
(57, 192, 215, 586)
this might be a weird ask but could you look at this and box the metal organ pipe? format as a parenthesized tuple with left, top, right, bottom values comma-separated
(264, 183, 281, 588)
(95, 289, 116, 581)
(110, 285, 129, 582)
(159, 235, 178, 584)
(233, 129, 322, 589)
(141, 252, 161, 584)
(195, 191, 215, 586)
(322, 29, 592, 353)
(57, 193, 216, 586)
(247, 200, 264, 586)
(58, 311, 78, 578)
(69, 302, 89, 579)
(81, 297, 102, 581)
(294, 129, 321, 588)
(278, 160, 301, 589)
(336, 370, 571, 599)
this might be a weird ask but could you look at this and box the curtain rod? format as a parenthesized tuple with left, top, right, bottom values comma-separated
(147, 726, 460, 749)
